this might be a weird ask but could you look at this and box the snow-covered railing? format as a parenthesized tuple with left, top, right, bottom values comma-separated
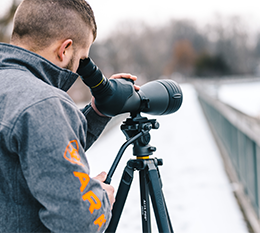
(195, 82, 260, 231)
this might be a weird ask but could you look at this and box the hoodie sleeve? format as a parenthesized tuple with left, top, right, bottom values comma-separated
(81, 104, 111, 150)
(10, 97, 111, 233)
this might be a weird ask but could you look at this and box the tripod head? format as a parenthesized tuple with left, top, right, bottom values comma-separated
(105, 113, 160, 184)
(121, 113, 159, 157)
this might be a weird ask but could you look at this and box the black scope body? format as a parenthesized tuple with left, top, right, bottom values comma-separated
(77, 58, 183, 117)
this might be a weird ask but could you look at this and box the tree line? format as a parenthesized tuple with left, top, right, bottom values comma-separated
(90, 16, 260, 84)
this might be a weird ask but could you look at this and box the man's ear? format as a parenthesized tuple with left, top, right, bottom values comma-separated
(57, 39, 73, 62)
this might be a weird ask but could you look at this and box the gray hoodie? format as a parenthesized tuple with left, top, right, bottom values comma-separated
(0, 43, 111, 232)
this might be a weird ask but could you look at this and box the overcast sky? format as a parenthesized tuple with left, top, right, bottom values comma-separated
(1, 0, 260, 40)
(87, 0, 260, 40)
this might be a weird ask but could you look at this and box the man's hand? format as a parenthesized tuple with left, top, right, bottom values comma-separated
(109, 73, 140, 91)
(93, 172, 115, 209)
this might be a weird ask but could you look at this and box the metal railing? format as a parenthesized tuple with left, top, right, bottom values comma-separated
(194, 82, 260, 231)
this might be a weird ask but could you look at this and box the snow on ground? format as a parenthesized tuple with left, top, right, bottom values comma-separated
(218, 81, 260, 118)
(86, 83, 249, 233)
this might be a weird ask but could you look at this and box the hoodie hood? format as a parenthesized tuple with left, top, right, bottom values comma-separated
(0, 43, 78, 92)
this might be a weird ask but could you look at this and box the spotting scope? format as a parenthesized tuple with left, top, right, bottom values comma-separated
(77, 58, 183, 117)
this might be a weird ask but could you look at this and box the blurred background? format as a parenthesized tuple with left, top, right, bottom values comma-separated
(2, 1, 260, 232)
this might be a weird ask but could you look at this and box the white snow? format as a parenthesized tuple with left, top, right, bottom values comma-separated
(217, 81, 260, 118)
(86, 84, 249, 233)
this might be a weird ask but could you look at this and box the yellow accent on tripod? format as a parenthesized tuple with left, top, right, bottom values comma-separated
(137, 156, 150, 160)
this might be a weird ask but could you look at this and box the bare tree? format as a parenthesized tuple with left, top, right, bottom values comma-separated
(165, 39, 196, 77)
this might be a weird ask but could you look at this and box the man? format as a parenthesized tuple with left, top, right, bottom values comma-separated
(0, 0, 137, 232)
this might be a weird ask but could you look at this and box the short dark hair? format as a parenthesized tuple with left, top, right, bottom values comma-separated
(11, 0, 97, 51)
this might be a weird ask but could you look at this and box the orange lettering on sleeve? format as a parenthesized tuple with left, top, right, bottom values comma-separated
(64, 140, 84, 167)
(73, 171, 90, 192)
(82, 191, 102, 214)
(94, 214, 107, 230)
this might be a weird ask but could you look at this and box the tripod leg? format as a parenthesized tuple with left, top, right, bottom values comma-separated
(146, 161, 174, 233)
(162, 193, 174, 233)
(105, 161, 135, 233)
(139, 169, 151, 233)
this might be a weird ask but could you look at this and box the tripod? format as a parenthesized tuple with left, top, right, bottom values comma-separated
(104, 113, 174, 233)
